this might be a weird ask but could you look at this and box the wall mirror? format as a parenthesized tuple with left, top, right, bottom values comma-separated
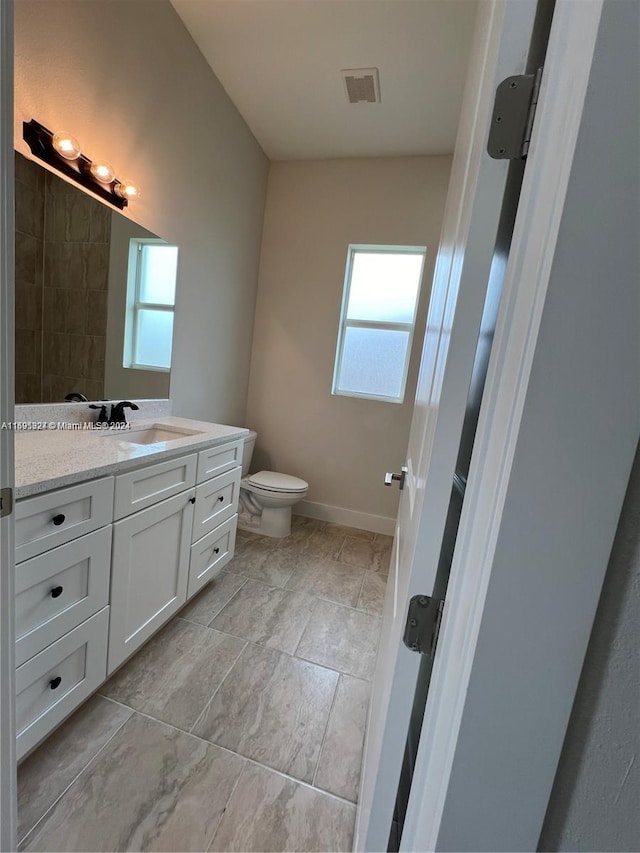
(15, 151, 177, 404)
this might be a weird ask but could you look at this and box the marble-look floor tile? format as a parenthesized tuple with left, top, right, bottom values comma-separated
(315, 675, 371, 802)
(301, 527, 349, 559)
(337, 534, 393, 575)
(18, 696, 132, 842)
(296, 600, 381, 680)
(289, 515, 326, 539)
(226, 537, 295, 587)
(357, 570, 388, 616)
(277, 522, 347, 559)
(285, 555, 365, 607)
(102, 618, 245, 731)
(291, 514, 326, 530)
(254, 542, 320, 586)
(209, 762, 355, 853)
(324, 522, 375, 541)
(236, 529, 280, 546)
(210, 579, 316, 654)
(179, 572, 247, 626)
(21, 714, 244, 853)
(193, 643, 338, 783)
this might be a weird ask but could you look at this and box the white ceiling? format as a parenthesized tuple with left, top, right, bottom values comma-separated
(170, 0, 478, 160)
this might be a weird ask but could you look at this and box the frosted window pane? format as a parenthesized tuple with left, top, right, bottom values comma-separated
(134, 309, 173, 369)
(139, 245, 178, 305)
(347, 252, 424, 323)
(337, 327, 410, 399)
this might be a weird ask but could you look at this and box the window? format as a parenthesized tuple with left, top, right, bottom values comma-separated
(123, 239, 179, 372)
(332, 245, 426, 403)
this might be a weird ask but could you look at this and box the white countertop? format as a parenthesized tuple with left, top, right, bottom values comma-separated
(14, 417, 249, 499)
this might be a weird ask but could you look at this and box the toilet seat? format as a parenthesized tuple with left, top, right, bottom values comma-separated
(247, 470, 308, 494)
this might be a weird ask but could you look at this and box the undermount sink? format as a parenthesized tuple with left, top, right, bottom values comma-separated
(106, 424, 204, 445)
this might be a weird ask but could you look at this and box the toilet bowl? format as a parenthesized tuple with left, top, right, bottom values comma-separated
(238, 431, 308, 537)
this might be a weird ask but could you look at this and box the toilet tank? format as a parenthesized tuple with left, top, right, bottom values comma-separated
(241, 430, 257, 476)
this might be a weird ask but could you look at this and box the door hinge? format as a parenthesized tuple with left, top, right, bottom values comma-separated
(0, 487, 13, 518)
(403, 595, 445, 657)
(487, 67, 543, 160)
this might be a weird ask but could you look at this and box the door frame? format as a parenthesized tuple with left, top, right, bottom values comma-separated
(355, 0, 541, 848)
(0, 0, 16, 850)
(397, 0, 605, 850)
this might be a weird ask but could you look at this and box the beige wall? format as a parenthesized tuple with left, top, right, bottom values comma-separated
(14, 0, 268, 424)
(246, 157, 451, 525)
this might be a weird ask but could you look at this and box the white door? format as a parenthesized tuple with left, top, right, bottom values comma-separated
(0, 0, 16, 848)
(355, 2, 540, 849)
(108, 489, 195, 673)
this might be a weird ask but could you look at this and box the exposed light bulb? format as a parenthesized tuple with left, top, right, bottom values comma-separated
(52, 131, 81, 160)
(115, 179, 141, 201)
(90, 161, 115, 184)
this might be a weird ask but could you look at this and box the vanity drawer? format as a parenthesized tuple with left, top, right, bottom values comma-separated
(188, 515, 237, 599)
(113, 453, 197, 520)
(15, 527, 111, 667)
(197, 439, 243, 484)
(192, 467, 241, 542)
(16, 606, 109, 760)
(16, 477, 114, 563)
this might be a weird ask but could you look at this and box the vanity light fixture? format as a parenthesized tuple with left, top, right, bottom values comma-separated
(114, 178, 141, 201)
(22, 118, 140, 210)
(89, 160, 116, 184)
(51, 131, 81, 160)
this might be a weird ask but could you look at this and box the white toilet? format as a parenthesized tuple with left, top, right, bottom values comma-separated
(238, 430, 308, 538)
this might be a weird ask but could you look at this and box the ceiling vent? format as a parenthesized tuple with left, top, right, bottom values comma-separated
(342, 68, 381, 104)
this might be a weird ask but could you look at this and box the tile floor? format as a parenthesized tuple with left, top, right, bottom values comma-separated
(18, 516, 391, 852)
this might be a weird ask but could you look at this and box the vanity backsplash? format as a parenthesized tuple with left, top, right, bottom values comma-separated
(14, 398, 172, 426)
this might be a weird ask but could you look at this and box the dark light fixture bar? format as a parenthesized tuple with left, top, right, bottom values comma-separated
(22, 119, 139, 210)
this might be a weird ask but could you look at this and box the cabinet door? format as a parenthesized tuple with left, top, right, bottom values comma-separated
(16, 477, 114, 562)
(108, 490, 195, 674)
(16, 607, 109, 760)
(188, 514, 237, 599)
(197, 439, 243, 483)
(192, 467, 241, 543)
(16, 526, 111, 667)
(113, 454, 197, 521)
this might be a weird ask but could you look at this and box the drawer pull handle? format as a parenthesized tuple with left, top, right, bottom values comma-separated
(217, 496, 224, 503)
(213, 547, 220, 555)
(189, 497, 196, 504)
(50, 586, 64, 599)
(49, 676, 62, 690)
(52, 513, 66, 526)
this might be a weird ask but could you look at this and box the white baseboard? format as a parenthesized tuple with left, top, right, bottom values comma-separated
(295, 500, 396, 536)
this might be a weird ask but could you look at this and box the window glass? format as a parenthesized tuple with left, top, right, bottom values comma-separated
(332, 246, 426, 403)
(346, 252, 424, 323)
(337, 327, 410, 399)
(123, 239, 178, 372)
(139, 245, 178, 305)
(134, 309, 174, 369)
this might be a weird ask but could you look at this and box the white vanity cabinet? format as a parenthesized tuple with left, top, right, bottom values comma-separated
(188, 514, 237, 598)
(15, 526, 111, 667)
(16, 609, 110, 759)
(113, 453, 198, 521)
(107, 443, 243, 672)
(108, 488, 196, 673)
(14, 477, 114, 760)
(188, 439, 243, 597)
(15, 434, 244, 758)
(15, 476, 114, 563)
